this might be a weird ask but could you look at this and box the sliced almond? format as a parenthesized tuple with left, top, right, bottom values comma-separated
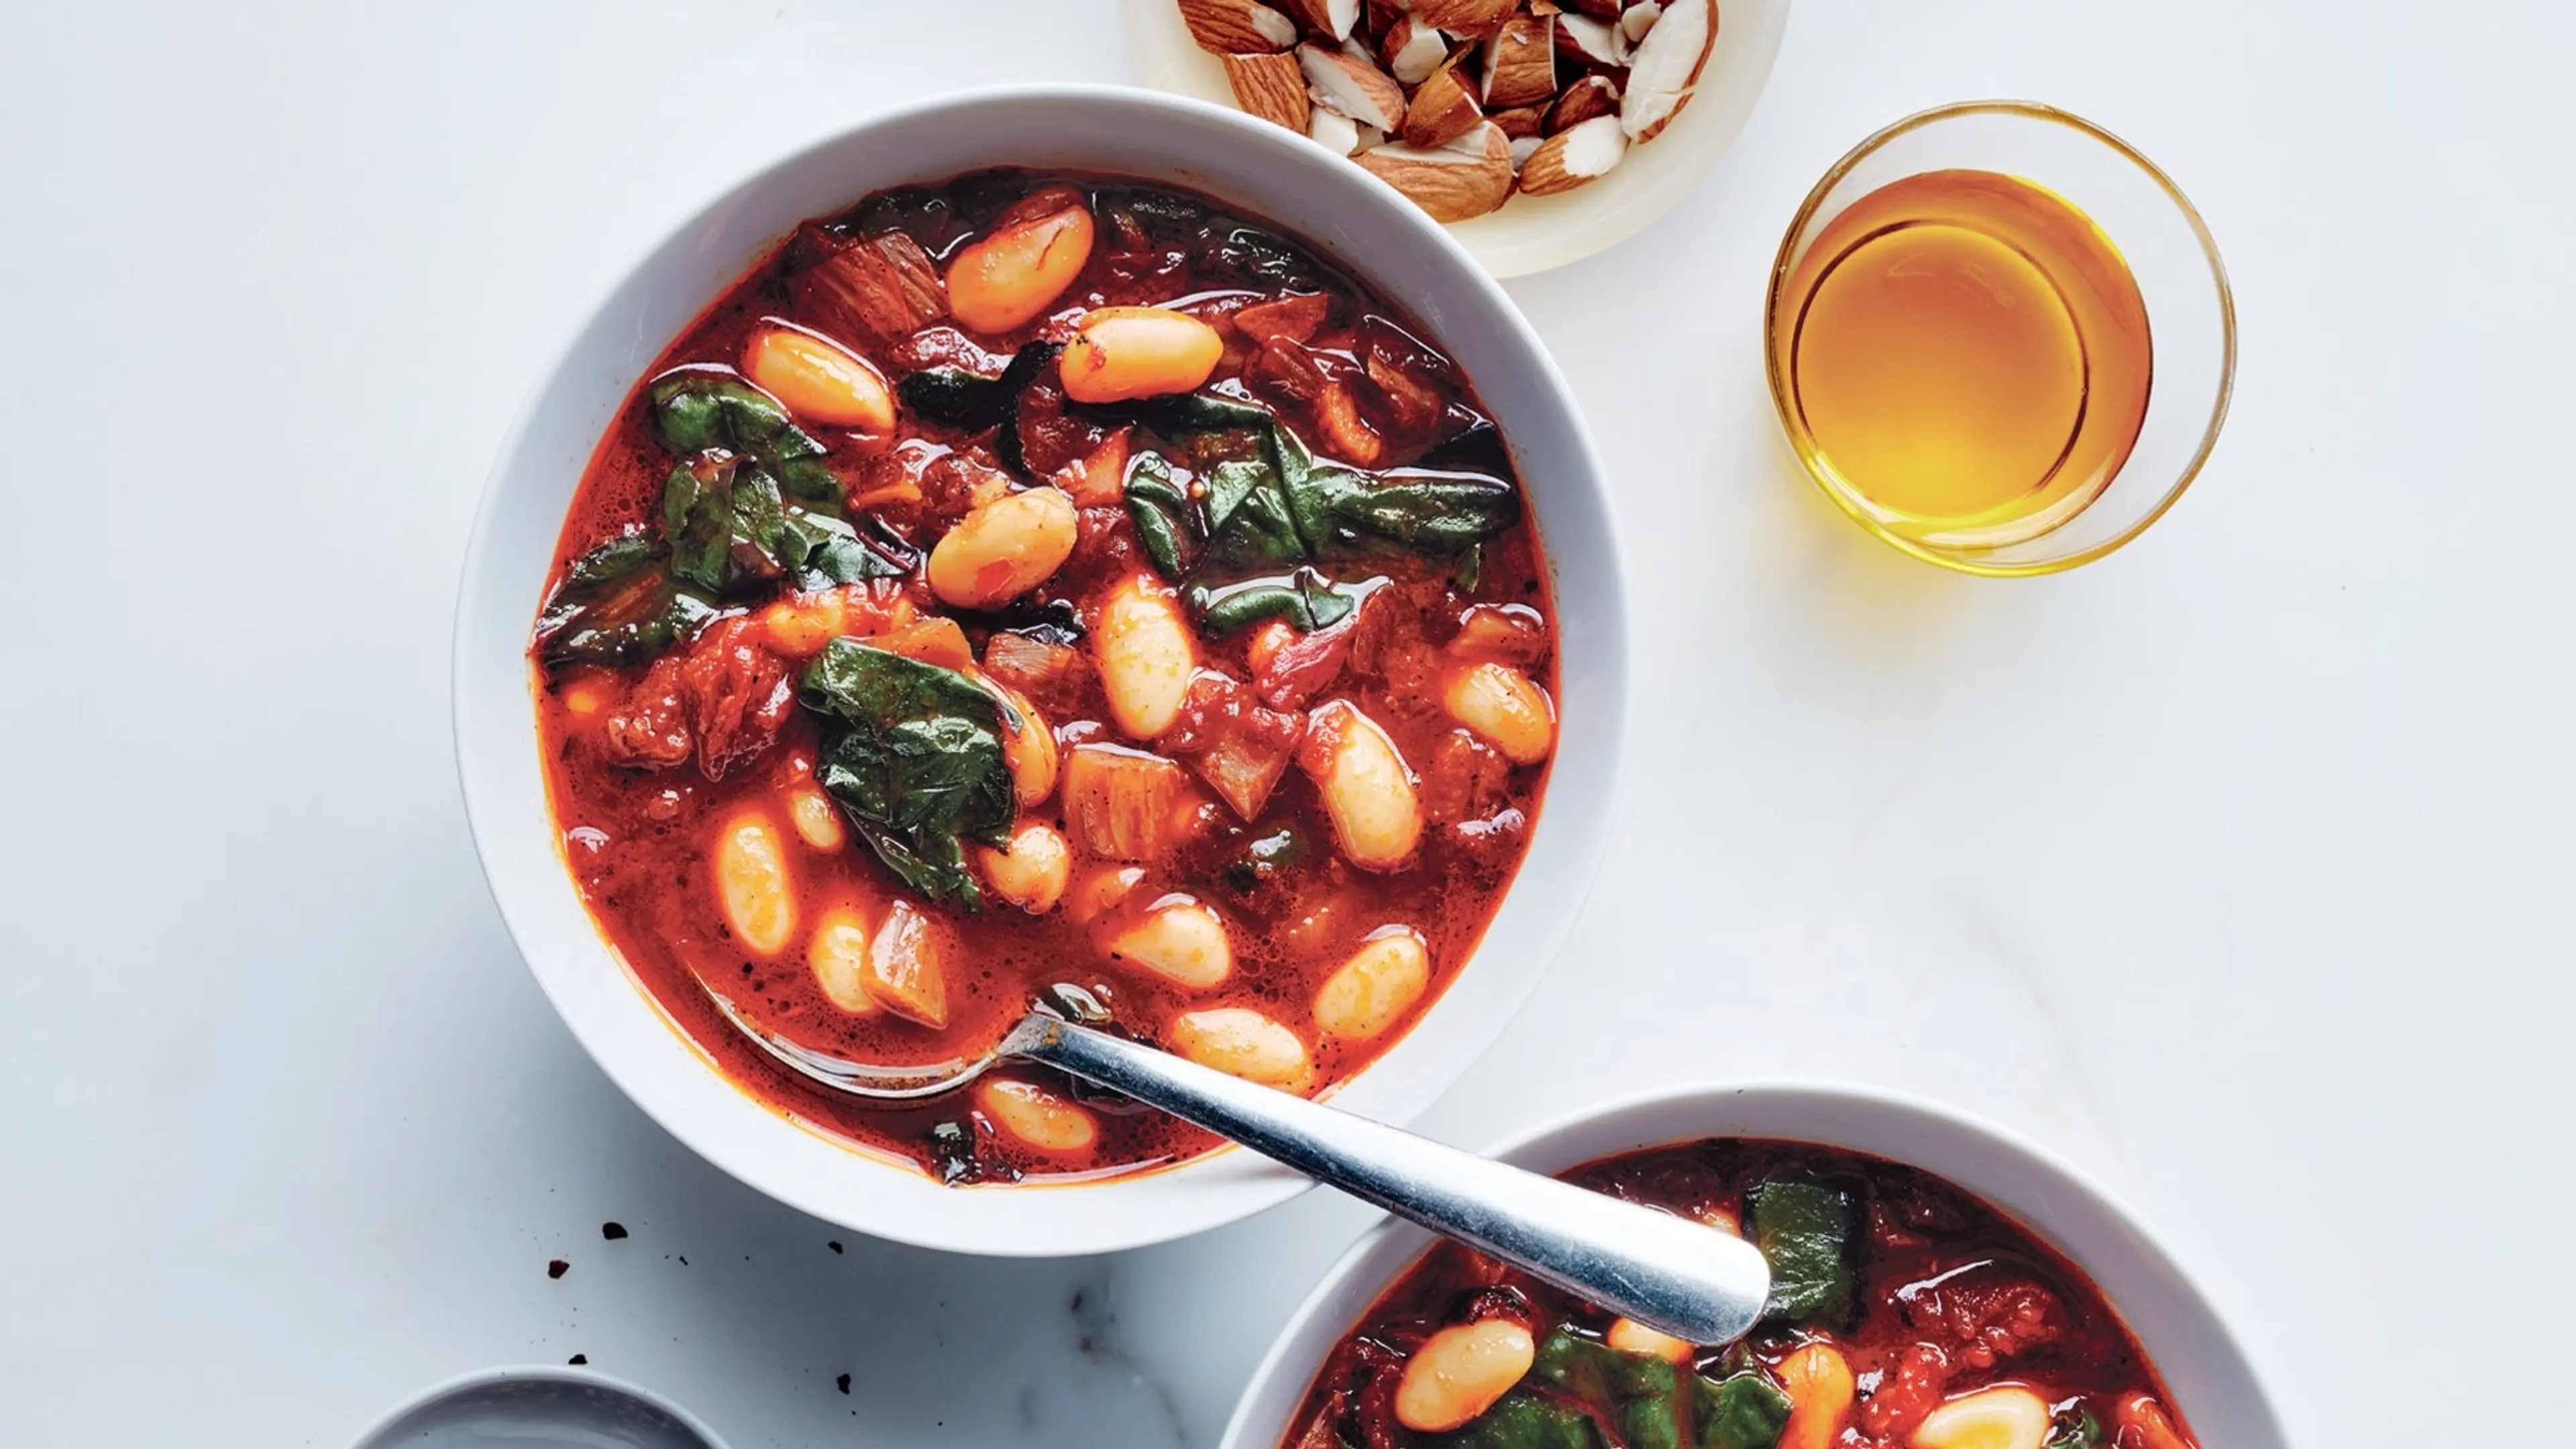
(1619, 0, 1663, 42)
(1412, 0, 1517, 39)
(1401, 55, 1484, 148)
(1620, 0, 1713, 142)
(1308, 106, 1362, 155)
(1224, 50, 1311, 132)
(1177, 0, 1299, 54)
(1479, 11, 1558, 109)
(1383, 17, 1452, 85)
(1547, 73, 1619, 131)
(1518, 113, 1627, 194)
(1299, 42, 1406, 131)
(1554, 10, 1625, 64)
(1490, 104, 1546, 138)
(1289, 0, 1362, 40)
(1356, 122, 1515, 221)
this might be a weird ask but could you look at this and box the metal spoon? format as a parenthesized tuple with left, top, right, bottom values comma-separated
(704, 985, 1772, 1346)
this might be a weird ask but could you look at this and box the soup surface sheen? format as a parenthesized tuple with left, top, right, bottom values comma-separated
(1285, 1138, 2201, 1449)
(530, 168, 1558, 1184)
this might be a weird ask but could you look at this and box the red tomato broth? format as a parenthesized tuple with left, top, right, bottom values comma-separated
(531, 169, 1558, 1183)
(1287, 1139, 2198, 1449)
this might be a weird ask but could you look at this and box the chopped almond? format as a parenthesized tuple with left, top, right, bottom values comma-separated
(1554, 10, 1626, 65)
(1412, 0, 1516, 38)
(1519, 114, 1627, 195)
(1547, 73, 1619, 131)
(1299, 42, 1405, 131)
(1479, 12, 1558, 109)
(1177, 0, 1299, 53)
(1621, 0, 1713, 142)
(1287, 0, 1361, 40)
(1354, 122, 1513, 222)
(1401, 56, 1484, 148)
(1491, 104, 1546, 138)
(1223, 50, 1311, 132)
(1382, 17, 1451, 85)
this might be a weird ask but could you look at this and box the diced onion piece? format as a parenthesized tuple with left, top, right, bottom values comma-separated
(1063, 743, 1187, 861)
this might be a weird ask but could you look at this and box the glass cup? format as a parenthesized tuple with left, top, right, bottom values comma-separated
(1766, 101, 2235, 576)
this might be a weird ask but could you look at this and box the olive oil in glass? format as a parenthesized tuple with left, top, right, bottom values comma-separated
(1770, 169, 2153, 547)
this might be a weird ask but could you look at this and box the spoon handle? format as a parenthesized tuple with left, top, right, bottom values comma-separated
(1022, 1019, 1771, 1346)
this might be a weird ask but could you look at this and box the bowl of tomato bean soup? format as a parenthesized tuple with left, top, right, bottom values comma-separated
(1223, 1085, 2285, 1449)
(453, 87, 1627, 1254)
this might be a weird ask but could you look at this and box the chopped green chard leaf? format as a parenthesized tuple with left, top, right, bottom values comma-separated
(1532, 1330, 1686, 1449)
(659, 453, 899, 595)
(1124, 451, 1197, 581)
(649, 368, 837, 504)
(1693, 1371, 1791, 1449)
(895, 342, 1060, 453)
(1444, 1391, 1604, 1449)
(1108, 391, 1519, 630)
(534, 535, 716, 670)
(798, 640, 1017, 908)
(1746, 1179, 1860, 1328)
(1190, 570, 1367, 637)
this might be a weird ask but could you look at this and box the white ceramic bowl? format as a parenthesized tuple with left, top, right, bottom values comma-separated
(1123, 0, 1790, 277)
(1222, 1083, 2288, 1449)
(453, 86, 1629, 1257)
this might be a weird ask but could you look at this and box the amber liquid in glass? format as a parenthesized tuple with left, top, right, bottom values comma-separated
(1772, 169, 2153, 546)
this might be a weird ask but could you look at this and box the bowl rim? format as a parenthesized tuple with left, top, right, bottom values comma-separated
(1218, 1079, 2288, 1449)
(1762, 99, 2239, 577)
(451, 82, 1631, 1256)
(343, 1364, 732, 1449)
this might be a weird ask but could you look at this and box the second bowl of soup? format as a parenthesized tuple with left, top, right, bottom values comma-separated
(454, 86, 1627, 1254)
(1223, 1085, 2285, 1449)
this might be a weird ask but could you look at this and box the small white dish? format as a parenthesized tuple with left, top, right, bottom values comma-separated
(1221, 1082, 2288, 1449)
(1122, 0, 1791, 276)
(454, 85, 1629, 1258)
(346, 1366, 729, 1448)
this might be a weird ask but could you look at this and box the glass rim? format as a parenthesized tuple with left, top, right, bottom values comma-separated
(1764, 100, 2239, 577)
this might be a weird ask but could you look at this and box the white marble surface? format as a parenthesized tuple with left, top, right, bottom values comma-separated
(1, 2, 2567, 1446)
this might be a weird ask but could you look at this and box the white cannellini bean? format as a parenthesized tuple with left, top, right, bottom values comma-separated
(1067, 864, 1145, 926)
(1301, 700, 1423, 871)
(1909, 1387, 2050, 1449)
(1092, 573, 1197, 739)
(1104, 895, 1233, 989)
(806, 906, 877, 1015)
(926, 486, 1079, 610)
(1604, 1318, 1694, 1362)
(1393, 1320, 1536, 1433)
(975, 1077, 1099, 1155)
(1441, 661, 1555, 765)
(1311, 926, 1430, 1042)
(712, 812, 796, 957)
(1168, 1008, 1313, 1093)
(974, 821, 1071, 914)
(786, 784, 845, 850)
